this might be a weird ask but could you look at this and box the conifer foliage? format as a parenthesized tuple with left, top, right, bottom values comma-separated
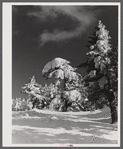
(21, 76, 60, 110)
(42, 57, 87, 111)
(20, 61, 87, 112)
(83, 20, 118, 123)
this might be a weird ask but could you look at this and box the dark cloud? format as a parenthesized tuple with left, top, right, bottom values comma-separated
(28, 6, 100, 46)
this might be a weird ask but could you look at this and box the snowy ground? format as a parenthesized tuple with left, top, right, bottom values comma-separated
(12, 107, 118, 145)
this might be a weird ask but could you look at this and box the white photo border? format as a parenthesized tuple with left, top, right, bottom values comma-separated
(2, 2, 121, 147)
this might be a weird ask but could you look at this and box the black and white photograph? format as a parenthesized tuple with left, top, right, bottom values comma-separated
(2, 2, 121, 147)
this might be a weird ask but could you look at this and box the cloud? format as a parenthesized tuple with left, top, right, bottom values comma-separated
(40, 27, 84, 46)
(28, 6, 99, 46)
(28, 6, 58, 21)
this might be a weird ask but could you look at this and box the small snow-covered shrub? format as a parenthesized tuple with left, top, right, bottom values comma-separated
(12, 98, 32, 111)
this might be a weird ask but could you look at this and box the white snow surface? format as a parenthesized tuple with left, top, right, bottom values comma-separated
(12, 107, 118, 144)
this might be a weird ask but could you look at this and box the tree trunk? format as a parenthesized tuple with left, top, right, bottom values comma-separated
(108, 90, 117, 124)
(32, 98, 38, 109)
(106, 73, 118, 124)
(110, 102, 117, 124)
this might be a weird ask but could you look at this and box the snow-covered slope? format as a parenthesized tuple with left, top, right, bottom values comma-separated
(12, 107, 118, 145)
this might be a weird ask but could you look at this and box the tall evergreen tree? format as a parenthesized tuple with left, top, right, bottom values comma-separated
(83, 20, 118, 123)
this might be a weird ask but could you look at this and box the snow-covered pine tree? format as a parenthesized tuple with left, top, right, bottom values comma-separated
(83, 20, 118, 123)
(22, 76, 61, 110)
(42, 58, 86, 111)
(21, 76, 46, 109)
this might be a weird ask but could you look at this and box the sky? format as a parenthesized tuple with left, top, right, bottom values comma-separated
(12, 5, 118, 99)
